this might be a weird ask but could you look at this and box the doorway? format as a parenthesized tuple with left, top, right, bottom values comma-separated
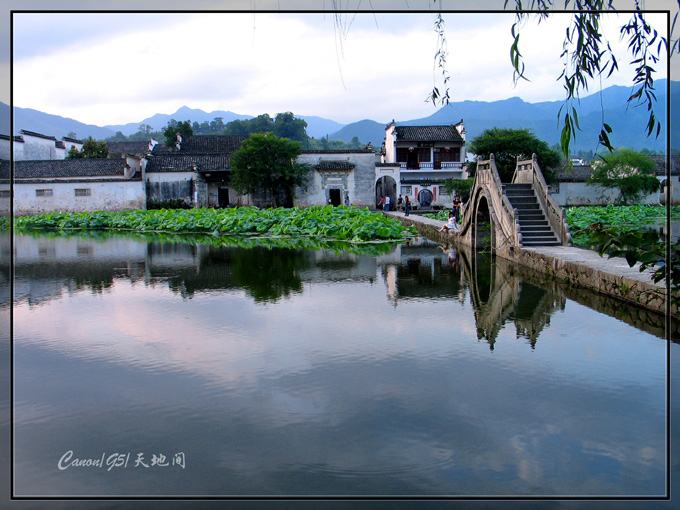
(329, 188, 342, 206)
(218, 187, 230, 208)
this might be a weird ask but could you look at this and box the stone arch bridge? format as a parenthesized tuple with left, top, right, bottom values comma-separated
(456, 154, 571, 257)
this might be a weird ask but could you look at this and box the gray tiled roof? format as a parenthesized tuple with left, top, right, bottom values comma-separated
(551, 164, 594, 182)
(395, 125, 464, 143)
(6, 158, 129, 179)
(19, 130, 57, 141)
(180, 135, 246, 153)
(107, 141, 151, 154)
(145, 154, 232, 173)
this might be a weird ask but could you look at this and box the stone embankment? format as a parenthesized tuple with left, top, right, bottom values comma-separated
(387, 210, 675, 322)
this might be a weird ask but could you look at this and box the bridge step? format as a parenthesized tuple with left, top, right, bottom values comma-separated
(504, 183, 561, 247)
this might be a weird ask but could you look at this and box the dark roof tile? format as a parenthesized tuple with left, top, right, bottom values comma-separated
(11, 158, 128, 179)
(395, 125, 464, 143)
(146, 154, 232, 173)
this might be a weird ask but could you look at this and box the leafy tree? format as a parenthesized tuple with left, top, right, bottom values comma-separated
(162, 119, 193, 147)
(468, 127, 562, 182)
(442, 178, 474, 202)
(66, 137, 108, 159)
(66, 131, 78, 139)
(138, 124, 154, 135)
(273, 112, 308, 143)
(587, 148, 660, 205)
(229, 133, 311, 208)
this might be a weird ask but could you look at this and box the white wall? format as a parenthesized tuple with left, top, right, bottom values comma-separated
(8, 180, 146, 216)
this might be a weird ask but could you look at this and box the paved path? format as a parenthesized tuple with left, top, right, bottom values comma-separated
(387, 209, 660, 287)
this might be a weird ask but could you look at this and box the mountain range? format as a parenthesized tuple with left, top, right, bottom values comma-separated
(2, 79, 677, 153)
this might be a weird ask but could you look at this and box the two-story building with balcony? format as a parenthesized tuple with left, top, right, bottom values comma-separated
(381, 121, 468, 209)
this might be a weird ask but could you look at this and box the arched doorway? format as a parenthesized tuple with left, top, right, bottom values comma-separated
(375, 176, 397, 209)
(417, 189, 433, 208)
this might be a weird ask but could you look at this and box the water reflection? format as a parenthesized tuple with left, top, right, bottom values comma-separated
(7, 232, 669, 343)
(10, 231, 668, 497)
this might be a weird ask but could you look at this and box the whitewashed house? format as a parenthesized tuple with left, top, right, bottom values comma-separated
(0, 130, 84, 161)
(2, 157, 145, 216)
(381, 121, 468, 209)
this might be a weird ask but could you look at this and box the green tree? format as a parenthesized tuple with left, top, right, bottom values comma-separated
(162, 119, 193, 147)
(468, 127, 562, 182)
(442, 178, 474, 202)
(229, 133, 311, 208)
(66, 137, 109, 159)
(587, 148, 660, 205)
(273, 112, 308, 143)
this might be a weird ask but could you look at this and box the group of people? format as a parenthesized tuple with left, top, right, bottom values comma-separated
(379, 192, 461, 228)
(380, 194, 412, 215)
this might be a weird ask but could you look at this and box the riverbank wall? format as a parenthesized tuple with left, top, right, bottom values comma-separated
(388, 210, 675, 323)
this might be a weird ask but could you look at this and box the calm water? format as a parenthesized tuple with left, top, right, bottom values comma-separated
(8, 232, 669, 498)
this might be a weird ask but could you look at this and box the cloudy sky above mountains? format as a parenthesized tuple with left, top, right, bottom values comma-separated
(6, 1, 674, 128)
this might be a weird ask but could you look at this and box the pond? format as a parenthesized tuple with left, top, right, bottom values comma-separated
(7, 232, 670, 498)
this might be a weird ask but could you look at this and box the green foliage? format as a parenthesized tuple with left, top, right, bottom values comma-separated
(468, 127, 562, 182)
(587, 148, 660, 205)
(12, 206, 416, 243)
(66, 137, 109, 159)
(230, 133, 311, 208)
(162, 119, 193, 147)
(221, 112, 309, 144)
(442, 178, 474, 202)
(566, 204, 678, 245)
(565, 204, 679, 305)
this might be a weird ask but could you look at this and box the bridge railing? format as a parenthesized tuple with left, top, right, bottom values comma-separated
(475, 155, 521, 249)
(513, 155, 571, 246)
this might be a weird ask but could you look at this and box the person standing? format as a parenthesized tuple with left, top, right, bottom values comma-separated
(452, 194, 462, 221)
(404, 196, 411, 216)
(384, 195, 391, 212)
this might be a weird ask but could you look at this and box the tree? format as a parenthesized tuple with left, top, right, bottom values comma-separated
(587, 148, 660, 205)
(273, 112, 308, 143)
(162, 119, 193, 148)
(66, 136, 108, 159)
(229, 133, 311, 208)
(468, 127, 562, 182)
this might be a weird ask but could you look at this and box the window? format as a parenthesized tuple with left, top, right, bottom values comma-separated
(0, 190, 11, 198)
(75, 188, 91, 197)
(401, 186, 412, 195)
(36, 189, 53, 197)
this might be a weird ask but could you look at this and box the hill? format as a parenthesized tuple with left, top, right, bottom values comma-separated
(3, 80, 676, 153)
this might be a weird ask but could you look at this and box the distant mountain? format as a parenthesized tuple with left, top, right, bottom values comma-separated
(300, 116, 346, 139)
(104, 106, 254, 136)
(385, 79, 676, 153)
(329, 119, 385, 146)
(3, 80, 676, 153)
(0, 103, 117, 140)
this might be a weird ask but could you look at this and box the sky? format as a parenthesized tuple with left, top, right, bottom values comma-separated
(5, 1, 677, 128)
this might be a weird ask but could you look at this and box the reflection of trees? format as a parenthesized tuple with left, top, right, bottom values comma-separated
(155, 243, 313, 303)
(230, 246, 309, 303)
